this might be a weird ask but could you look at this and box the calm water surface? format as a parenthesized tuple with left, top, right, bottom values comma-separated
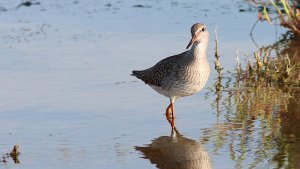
(0, 0, 298, 169)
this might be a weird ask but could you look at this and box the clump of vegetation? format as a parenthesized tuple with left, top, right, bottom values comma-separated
(1, 145, 20, 164)
(204, 36, 300, 168)
(242, 49, 299, 85)
(210, 46, 299, 121)
(252, 0, 300, 36)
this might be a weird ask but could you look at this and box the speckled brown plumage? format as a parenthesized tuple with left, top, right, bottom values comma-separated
(132, 51, 187, 87)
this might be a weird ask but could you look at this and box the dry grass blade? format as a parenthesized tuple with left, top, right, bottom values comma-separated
(214, 27, 223, 73)
(271, 0, 285, 23)
(263, 6, 272, 24)
(281, 0, 291, 19)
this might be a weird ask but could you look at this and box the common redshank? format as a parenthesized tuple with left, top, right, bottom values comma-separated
(132, 23, 210, 133)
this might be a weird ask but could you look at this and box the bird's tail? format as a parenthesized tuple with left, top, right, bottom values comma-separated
(131, 70, 141, 77)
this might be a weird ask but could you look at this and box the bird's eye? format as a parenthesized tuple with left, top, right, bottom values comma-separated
(202, 28, 205, 32)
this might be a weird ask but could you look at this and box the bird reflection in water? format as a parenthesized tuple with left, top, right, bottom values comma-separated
(135, 133, 212, 169)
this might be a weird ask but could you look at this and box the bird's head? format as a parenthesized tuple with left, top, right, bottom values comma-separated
(186, 23, 209, 49)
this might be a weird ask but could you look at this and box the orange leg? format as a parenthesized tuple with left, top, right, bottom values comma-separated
(165, 102, 178, 134)
(165, 104, 172, 124)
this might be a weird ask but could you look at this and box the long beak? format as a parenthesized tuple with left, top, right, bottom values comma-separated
(186, 36, 196, 49)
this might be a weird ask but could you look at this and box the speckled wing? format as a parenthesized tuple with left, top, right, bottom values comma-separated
(131, 51, 186, 87)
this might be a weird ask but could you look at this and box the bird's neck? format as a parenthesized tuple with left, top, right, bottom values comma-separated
(190, 42, 208, 59)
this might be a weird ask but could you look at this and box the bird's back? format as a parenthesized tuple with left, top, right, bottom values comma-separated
(132, 51, 187, 87)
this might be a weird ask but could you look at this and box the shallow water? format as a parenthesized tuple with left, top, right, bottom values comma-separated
(0, 0, 299, 169)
